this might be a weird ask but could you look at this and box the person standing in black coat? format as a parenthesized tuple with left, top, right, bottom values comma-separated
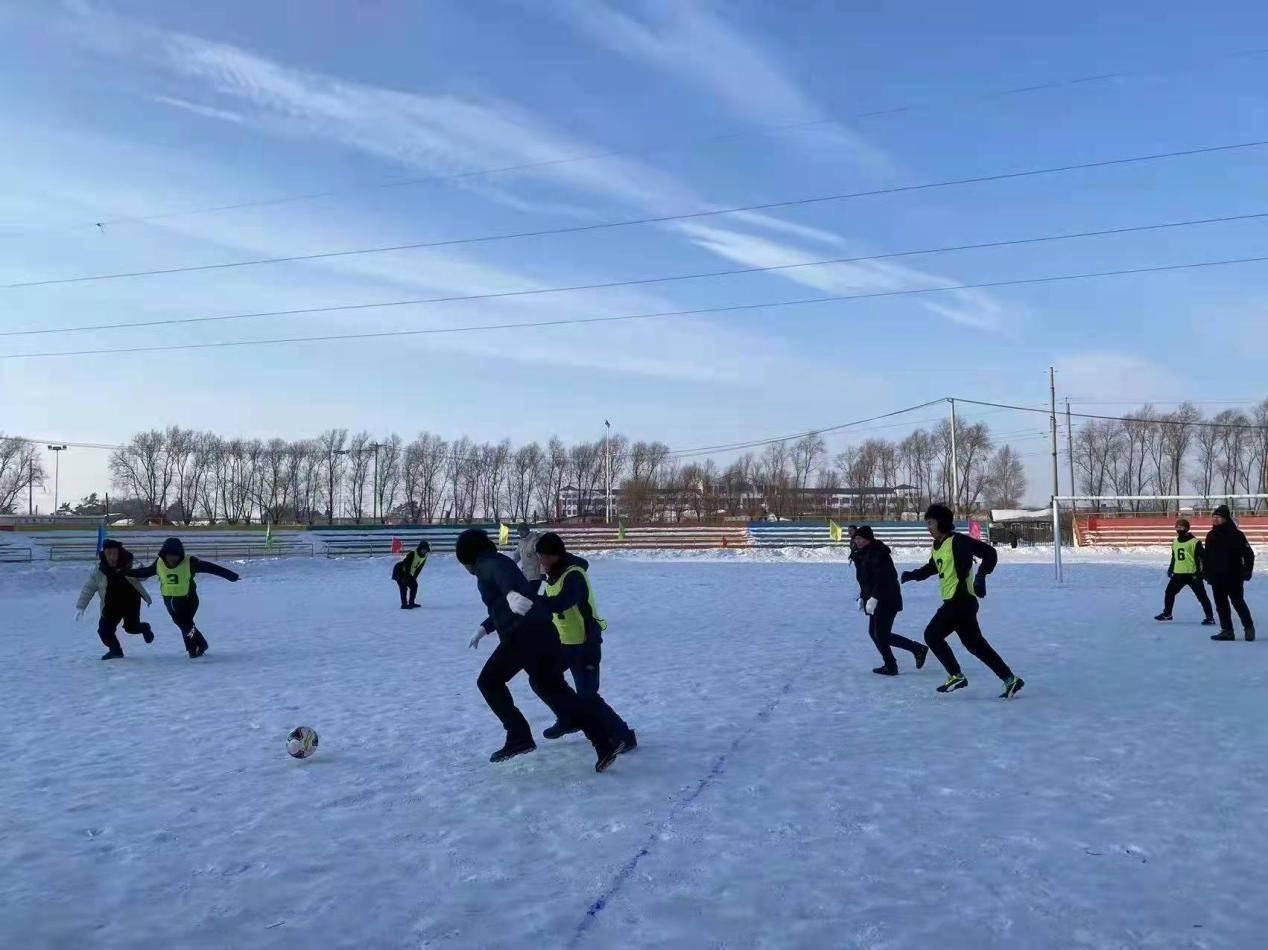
(852, 526, 928, 675)
(1204, 505, 1256, 642)
(458, 528, 619, 770)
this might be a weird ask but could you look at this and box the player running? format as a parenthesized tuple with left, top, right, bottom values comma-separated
(75, 538, 155, 660)
(901, 504, 1024, 698)
(128, 537, 240, 658)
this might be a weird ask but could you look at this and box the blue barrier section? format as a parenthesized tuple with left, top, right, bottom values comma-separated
(747, 520, 974, 547)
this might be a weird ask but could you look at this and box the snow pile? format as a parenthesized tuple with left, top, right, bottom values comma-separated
(2, 556, 1265, 947)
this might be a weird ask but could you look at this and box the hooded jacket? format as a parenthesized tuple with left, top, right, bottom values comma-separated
(127, 537, 240, 595)
(1204, 520, 1255, 582)
(473, 550, 552, 641)
(536, 552, 604, 644)
(854, 539, 903, 612)
(76, 545, 152, 613)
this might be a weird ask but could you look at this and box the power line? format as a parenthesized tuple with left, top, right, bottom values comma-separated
(951, 396, 1268, 430)
(7, 138, 1267, 291)
(9, 207, 1268, 338)
(8, 249, 1268, 361)
(12, 47, 1264, 237)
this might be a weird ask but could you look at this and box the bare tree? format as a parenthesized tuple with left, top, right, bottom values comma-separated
(985, 446, 1027, 508)
(316, 429, 348, 524)
(791, 432, 826, 493)
(0, 437, 46, 513)
(109, 431, 174, 518)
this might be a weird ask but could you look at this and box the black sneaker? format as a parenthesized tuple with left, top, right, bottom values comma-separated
(490, 737, 536, 763)
(542, 721, 582, 740)
(141, 625, 154, 644)
(936, 673, 968, 693)
(1201, 617, 1217, 627)
(1211, 629, 1236, 642)
(872, 666, 898, 676)
(999, 676, 1025, 700)
(914, 644, 929, 670)
(1154, 613, 1173, 622)
(101, 649, 124, 661)
(1246, 626, 1256, 643)
(620, 731, 637, 754)
(400, 603, 410, 610)
(595, 739, 626, 773)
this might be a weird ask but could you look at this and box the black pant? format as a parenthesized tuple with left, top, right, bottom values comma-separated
(1163, 574, 1213, 619)
(477, 631, 604, 747)
(565, 640, 634, 745)
(923, 595, 1013, 681)
(868, 605, 923, 670)
(96, 601, 152, 653)
(396, 577, 418, 606)
(1210, 577, 1255, 632)
(164, 593, 208, 654)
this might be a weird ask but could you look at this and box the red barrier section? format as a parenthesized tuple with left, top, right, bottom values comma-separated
(1076, 515, 1268, 546)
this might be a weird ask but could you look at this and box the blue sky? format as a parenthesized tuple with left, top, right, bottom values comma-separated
(3, 0, 1268, 507)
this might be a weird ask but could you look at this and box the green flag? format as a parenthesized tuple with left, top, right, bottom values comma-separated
(617, 519, 627, 541)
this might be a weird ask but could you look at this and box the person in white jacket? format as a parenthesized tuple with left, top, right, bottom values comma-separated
(510, 525, 543, 591)
(75, 539, 154, 660)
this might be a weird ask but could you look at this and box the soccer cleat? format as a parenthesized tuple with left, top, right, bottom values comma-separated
(999, 676, 1025, 700)
(1154, 613, 1173, 622)
(542, 720, 582, 740)
(1201, 617, 1217, 626)
(101, 649, 124, 661)
(1210, 629, 1236, 642)
(595, 739, 627, 773)
(872, 666, 899, 676)
(1247, 626, 1256, 642)
(490, 737, 536, 763)
(914, 644, 929, 670)
(936, 673, 968, 693)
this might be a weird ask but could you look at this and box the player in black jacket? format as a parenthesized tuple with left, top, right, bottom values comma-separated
(457, 528, 617, 769)
(128, 537, 239, 658)
(852, 526, 928, 675)
(391, 540, 429, 609)
(1204, 505, 1256, 641)
(1154, 519, 1215, 624)
(902, 504, 1024, 698)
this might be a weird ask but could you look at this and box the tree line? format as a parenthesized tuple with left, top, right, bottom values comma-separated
(84, 417, 1031, 526)
(1071, 399, 1268, 510)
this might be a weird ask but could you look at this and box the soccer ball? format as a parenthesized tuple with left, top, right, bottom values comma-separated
(286, 726, 319, 759)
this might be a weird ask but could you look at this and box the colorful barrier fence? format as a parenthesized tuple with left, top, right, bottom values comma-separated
(1075, 515, 1268, 547)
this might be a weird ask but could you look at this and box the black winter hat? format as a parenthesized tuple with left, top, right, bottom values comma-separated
(102, 538, 123, 551)
(924, 504, 955, 533)
(1212, 504, 1233, 522)
(159, 537, 185, 559)
(416, 539, 431, 553)
(535, 532, 566, 557)
(854, 525, 875, 541)
(454, 528, 495, 565)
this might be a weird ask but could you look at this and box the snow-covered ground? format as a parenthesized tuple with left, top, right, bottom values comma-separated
(2, 552, 1265, 949)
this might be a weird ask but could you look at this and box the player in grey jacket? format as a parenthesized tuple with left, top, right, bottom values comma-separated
(511, 525, 543, 589)
(75, 539, 154, 660)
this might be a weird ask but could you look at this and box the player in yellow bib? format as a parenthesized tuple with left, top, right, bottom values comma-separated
(901, 504, 1024, 698)
(128, 537, 240, 658)
(391, 540, 429, 609)
(1155, 518, 1215, 624)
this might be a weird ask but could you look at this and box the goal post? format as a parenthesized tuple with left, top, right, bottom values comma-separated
(1049, 493, 1268, 583)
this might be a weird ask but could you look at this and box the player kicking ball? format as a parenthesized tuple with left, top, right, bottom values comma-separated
(901, 504, 1024, 699)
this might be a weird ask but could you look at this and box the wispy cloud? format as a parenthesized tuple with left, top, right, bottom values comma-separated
(151, 95, 246, 125)
(546, 0, 892, 174)
(672, 220, 1010, 330)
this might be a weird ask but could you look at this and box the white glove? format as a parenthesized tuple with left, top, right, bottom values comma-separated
(76, 608, 85, 622)
(865, 597, 878, 616)
(469, 626, 490, 649)
(506, 591, 533, 616)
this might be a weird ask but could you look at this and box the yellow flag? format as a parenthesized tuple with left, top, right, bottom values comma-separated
(498, 523, 510, 545)
(828, 520, 842, 543)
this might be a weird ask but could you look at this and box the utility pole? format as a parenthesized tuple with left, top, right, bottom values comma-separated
(47, 445, 67, 518)
(368, 442, 382, 522)
(948, 398, 959, 517)
(1049, 368, 1063, 582)
(1065, 398, 1076, 515)
(603, 420, 612, 525)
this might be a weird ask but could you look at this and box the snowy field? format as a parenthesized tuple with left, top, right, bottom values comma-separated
(2, 550, 1266, 949)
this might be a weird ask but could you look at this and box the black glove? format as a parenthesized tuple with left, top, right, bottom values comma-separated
(1166, 569, 1173, 578)
(228, 572, 241, 583)
(900, 570, 914, 584)
(973, 575, 987, 598)
(1245, 570, 1254, 583)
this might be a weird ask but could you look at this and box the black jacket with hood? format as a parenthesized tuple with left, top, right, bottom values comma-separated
(473, 550, 553, 642)
(1204, 520, 1255, 582)
(128, 537, 239, 596)
(536, 553, 604, 644)
(855, 540, 903, 612)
